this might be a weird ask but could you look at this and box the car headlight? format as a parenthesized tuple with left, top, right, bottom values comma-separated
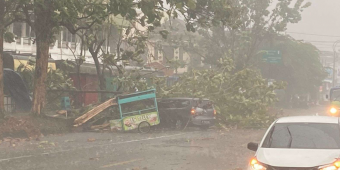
(250, 158, 267, 170)
(319, 160, 340, 170)
(330, 107, 338, 114)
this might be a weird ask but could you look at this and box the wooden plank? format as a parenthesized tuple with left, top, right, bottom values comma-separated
(74, 98, 117, 127)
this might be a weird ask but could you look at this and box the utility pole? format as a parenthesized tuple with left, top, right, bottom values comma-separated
(333, 51, 336, 88)
(332, 41, 340, 87)
(332, 40, 340, 87)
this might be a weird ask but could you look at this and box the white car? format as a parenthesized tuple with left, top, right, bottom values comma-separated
(247, 116, 340, 170)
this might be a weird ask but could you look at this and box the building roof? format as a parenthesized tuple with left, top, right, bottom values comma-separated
(276, 116, 339, 124)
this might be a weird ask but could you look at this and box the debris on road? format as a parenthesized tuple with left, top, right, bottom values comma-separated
(0, 117, 41, 139)
(89, 157, 100, 161)
(90, 123, 110, 130)
(64, 139, 75, 143)
(57, 110, 67, 115)
(50, 110, 69, 118)
(87, 138, 96, 142)
(74, 98, 117, 127)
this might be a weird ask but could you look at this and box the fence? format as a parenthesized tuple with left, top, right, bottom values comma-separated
(4, 95, 16, 113)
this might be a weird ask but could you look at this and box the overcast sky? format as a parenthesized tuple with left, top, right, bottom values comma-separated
(287, 0, 340, 52)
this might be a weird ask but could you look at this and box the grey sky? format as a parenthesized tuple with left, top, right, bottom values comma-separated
(287, 0, 340, 52)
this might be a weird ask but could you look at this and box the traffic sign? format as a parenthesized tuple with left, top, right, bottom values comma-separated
(262, 50, 282, 63)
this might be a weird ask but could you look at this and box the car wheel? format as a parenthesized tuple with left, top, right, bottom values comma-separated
(199, 125, 209, 131)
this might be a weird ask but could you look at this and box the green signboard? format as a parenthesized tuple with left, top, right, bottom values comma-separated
(262, 50, 282, 63)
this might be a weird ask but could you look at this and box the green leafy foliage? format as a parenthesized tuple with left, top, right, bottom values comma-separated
(158, 0, 322, 109)
(3, 31, 15, 43)
(16, 60, 75, 110)
(169, 0, 312, 68)
(116, 57, 285, 127)
(112, 70, 150, 93)
(157, 58, 285, 127)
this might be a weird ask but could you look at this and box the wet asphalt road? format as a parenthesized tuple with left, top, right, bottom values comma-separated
(0, 106, 328, 170)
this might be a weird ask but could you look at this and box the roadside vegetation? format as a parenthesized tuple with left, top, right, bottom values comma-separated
(0, 0, 325, 132)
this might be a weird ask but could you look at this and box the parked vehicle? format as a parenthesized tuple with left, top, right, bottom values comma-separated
(157, 98, 216, 130)
(327, 86, 340, 116)
(247, 116, 340, 170)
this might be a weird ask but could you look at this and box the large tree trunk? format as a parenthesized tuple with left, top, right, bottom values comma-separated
(0, 30, 4, 118)
(31, 38, 49, 115)
(89, 40, 106, 102)
(31, 1, 52, 115)
(92, 54, 106, 102)
(0, 0, 5, 118)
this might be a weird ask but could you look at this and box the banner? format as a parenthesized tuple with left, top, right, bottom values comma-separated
(110, 112, 160, 131)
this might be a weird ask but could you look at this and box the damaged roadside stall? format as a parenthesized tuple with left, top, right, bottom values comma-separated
(73, 89, 160, 133)
(110, 89, 160, 133)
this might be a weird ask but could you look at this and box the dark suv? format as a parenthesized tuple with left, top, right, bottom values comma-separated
(157, 98, 216, 130)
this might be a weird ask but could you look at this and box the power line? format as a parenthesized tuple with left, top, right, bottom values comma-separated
(312, 43, 329, 46)
(316, 46, 333, 49)
(311, 42, 335, 45)
(303, 40, 335, 43)
(287, 31, 340, 38)
(312, 42, 335, 46)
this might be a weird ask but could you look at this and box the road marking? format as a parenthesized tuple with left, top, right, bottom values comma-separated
(100, 158, 143, 168)
(0, 133, 184, 163)
(0, 155, 34, 162)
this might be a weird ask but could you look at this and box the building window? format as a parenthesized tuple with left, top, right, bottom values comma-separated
(61, 28, 77, 48)
(13, 22, 23, 38)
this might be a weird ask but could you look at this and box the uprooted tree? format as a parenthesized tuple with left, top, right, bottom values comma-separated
(111, 0, 317, 126)
(157, 58, 286, 127)
(158, 0, 321, 104)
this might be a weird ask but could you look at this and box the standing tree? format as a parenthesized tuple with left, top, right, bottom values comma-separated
(83, 17, 148, 102)
(20, 0, 107, 115)
(260, 36, 326, 105)
(180, 0, 311, 69)
(14, 0, 239, 115)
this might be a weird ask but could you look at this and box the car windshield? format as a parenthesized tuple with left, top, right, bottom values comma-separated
(262, 123, 340, 149)
(195, 100, 213, 109)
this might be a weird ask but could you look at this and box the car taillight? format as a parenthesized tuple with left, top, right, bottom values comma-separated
(191, 108, 196, 115)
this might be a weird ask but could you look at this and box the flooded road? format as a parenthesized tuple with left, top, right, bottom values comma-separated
(0, 106, 328, 170)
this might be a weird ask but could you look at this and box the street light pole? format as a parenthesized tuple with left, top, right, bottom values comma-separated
(332, 40, 340, 87)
